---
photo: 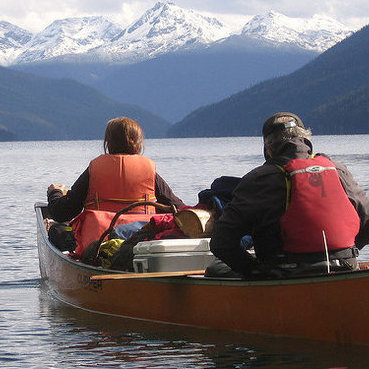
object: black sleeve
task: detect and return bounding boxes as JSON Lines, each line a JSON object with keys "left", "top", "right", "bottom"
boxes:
{"left": 155, "top": 173, "right": 185, "bottom": 209}
{"left": 210, "top": 208, "right": 259, "bottom": 275}
{"left": 47, "top": 168, "right": 90, "bottom": 222}
{"left": 210, "top": 174, "right": 261, "bottom": 275}
{"left": 335, "top": 161, "right": 369, "bottom": 249}
{"left": 210, "top": 164, "right": 286, "bottom": 275}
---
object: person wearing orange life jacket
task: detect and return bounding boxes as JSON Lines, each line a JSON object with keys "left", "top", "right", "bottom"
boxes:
{"left": 210, "top": 112, "right": 369, "bottom": 278}
{"left": 85, "top": 151, "right": 157, "bottom": 213}
{"left": 47, "top": 117, "right": 184, "bottom": 256}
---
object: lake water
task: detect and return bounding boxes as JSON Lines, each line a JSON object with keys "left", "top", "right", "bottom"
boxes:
{"left": 1, "top": 136, "right": 369, "bottom": 368}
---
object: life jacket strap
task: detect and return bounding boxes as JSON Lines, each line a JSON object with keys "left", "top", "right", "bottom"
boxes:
{"left": 85, "top": 195, "right": 157, "bottom": 213}
{"left": 289, "top": 165, "right": 336, "bottom": 176}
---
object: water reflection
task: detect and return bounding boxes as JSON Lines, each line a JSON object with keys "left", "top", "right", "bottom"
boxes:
{"left": 36, "top": 284, "right": 369, "bottom": 369}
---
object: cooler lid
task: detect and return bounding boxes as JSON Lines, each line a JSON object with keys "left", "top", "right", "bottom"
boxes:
{"left": 133, "top": 238, "right": 211, "bottom": 254}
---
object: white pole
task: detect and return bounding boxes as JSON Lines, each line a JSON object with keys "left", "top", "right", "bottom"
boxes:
{"left": 322, "top": 230, "right": 330, "bottom": 274}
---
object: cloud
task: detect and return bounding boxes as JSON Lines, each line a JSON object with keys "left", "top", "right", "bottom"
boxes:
{"left": 0, "top": 0, "right": 368, "bottom": 33}
{"left": 112, "top": 1, "right": 155, "bottom": 27}
{"left": 0, "top": 0, "right": 155, "bottom": 32}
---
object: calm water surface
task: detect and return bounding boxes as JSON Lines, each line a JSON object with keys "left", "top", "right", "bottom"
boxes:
{"left": 1, "top": 136, "right": 369, "bottom": 368}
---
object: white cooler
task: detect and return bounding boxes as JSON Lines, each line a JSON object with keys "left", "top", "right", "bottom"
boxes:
{"left": 132, "top": 238, "right": 215, "bottom": 273}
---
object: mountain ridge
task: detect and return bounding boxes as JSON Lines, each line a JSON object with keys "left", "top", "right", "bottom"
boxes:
{"left": 167, "top": 25, "right": 369, "bottom": 137}
{"left": 9, "top": 2, "right": 350, "bottom": 122}
{"left": 242, "top": 11, "right": 352, "bottom": 52}
{"left": 1, "top": 2, "right": 365, "bottom": 140}
{"left": 0, "top": 2, "right": 354, "bottom": 66}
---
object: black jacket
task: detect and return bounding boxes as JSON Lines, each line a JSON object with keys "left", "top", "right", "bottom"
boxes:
{"left": 210, "top": 137, "right": 369, "bottom": 275}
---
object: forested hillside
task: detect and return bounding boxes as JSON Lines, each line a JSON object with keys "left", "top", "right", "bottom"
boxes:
{"left": 0, "top": 67, "right": 170, "bottom": 141}
{"left": 168, "top": 25, "right": 369, "bottom": 137}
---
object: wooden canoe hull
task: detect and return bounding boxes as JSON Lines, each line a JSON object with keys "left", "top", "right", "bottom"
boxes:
{"left": 35, "top": 203, "right": 369, "bottom": 345}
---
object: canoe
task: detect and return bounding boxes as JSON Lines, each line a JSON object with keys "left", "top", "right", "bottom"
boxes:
{"left": 35, "top": 202, "right": 369, "bottom": 346}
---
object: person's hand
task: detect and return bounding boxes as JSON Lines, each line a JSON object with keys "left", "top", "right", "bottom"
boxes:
{"left": 47, "top": 184, "right": 67, "bottom": 196}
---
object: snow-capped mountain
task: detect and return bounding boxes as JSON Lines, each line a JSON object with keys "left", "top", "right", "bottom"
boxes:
{"left": 0, "top": 21, "right": 32, "bottom": 65}
{"left": 88, "top": 1, "right": 231, "bottom": 64}
{"left": 14, "top": 16, "right": 124, "bottom": 64}
{"left": 242, "top": 11, "right": 353, "bottom": 52}
{"left": 0, "top": 2, "right": 355, "bottom": 66}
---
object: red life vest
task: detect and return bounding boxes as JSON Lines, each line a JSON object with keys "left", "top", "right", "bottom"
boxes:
{"left": 280, "top": 155, "right": 360, "bottom": 254}
{"left": 71, "top": 154, "right": 157, "bottom": 257}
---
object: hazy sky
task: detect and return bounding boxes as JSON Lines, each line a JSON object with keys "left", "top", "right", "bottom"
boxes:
{"left": 1, "top": 0, "right": 369, "bottom": 33}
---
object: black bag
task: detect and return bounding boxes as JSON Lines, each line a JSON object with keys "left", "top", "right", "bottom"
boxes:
{"left": 48, "top": 222, "right": 76, "bottom": 252}
{"left": 109, "top": 227, "right": 155, "bottom": 271}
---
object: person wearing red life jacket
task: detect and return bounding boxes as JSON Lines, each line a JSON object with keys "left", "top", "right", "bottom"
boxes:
{"left": 210, "top": 112, "right": 369, "bottom": 278}
{"left": 47, "top": 117, "right": 184, "bottom": 256}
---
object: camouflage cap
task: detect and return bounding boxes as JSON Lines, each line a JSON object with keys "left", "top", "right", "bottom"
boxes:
{"left": 262, "top": 112, "right": 305, "bottom": 139}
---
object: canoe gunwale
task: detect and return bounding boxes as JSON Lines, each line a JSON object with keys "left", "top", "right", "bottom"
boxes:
{"left": 35, "top": 201, "right": 369, "bottom": 286}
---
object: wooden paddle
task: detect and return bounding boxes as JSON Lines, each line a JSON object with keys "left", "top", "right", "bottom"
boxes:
{"left": 90, "top": 269, "right": 205, "bottom": 281}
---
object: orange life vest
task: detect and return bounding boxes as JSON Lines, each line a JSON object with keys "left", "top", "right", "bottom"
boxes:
{"left": 85, "top": 154, "right": 157, "bottom": 213}
{"left": 71, "top": 154, "right": 157, "bottom": 257}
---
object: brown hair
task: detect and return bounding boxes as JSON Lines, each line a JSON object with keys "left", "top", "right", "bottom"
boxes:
{"left": 103, "top": 117, "right": 144, "bottom": 154}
